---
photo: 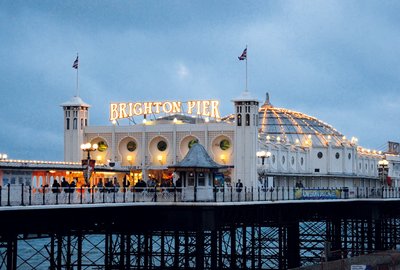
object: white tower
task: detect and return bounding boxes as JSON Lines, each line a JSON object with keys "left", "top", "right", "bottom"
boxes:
{"left": 233, "top": 91, "right": 259, "bottom": 187}
{"left": 60, "top": 96, "right": 90, "bottom": 162}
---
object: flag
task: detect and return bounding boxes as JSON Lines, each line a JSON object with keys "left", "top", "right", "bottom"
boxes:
{"left": 238, "top": 48, "right": 247, "bottom": 60}
{"left": 72, "top": 56, "right": 79, "bottom": 69}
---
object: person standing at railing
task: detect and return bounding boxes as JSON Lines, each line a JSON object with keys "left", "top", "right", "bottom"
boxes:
{"left": 69, "top": 179, "right": 76, "bottom": 193}
{"left": 51, "top": 179, "right": 61, "bottom": 193}
{"left": 236, "top": 179, "right": 243, "bottom": 193}
{"left": 61, "top": 177, "right": 69, "bottom": 193}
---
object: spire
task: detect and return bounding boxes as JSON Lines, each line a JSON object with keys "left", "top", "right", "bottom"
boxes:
{"left": 262, "top": 92, "right": 273, "bottom": 108}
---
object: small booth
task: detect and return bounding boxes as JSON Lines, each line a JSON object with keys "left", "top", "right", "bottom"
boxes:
{"left": 169, "top": 143, "right": 230, "bottom": 201}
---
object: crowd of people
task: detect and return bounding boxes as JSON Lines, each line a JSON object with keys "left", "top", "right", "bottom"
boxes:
{"left": 50, "top": 175, "right": 182, "bottom": 193}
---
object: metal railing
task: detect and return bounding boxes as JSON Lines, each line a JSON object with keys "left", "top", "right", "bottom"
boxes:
{"left": 0, "top": 184, "right": 398, "bottom": 207}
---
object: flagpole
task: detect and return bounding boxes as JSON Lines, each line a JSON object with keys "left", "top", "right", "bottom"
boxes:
{"left": 245, "top": 45, "right": 248, "bottom": 92}
{"left": 76, "top": 53, "right": 79, "bottom": 97}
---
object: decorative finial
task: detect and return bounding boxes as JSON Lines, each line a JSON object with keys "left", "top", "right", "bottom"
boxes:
{"left": 266, "top": 92, "right": 270, "bottom": 103}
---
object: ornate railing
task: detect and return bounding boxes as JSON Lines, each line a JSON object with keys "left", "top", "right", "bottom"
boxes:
{"left": 0, "top": 184, "right": 398, "bottom": 207}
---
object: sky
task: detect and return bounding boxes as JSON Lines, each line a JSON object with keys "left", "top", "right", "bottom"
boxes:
{"left": 0, "top": 0, "right": 399, "bottom": 161}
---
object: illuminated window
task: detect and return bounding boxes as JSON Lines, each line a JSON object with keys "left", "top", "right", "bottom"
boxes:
{"left": 220, "top": 139, "right": 230, "bottom": 150}
{"left": 157, "top": 140, "right": 167, "bottom": 152}
{"left": 237, "top": 114, "right": 242, "bottom": 126}
{"left": 127, "top": 141, "right": 137, "bottom": 152}
{"left": 98, "top": 141, "right": 108, "bottom": 152}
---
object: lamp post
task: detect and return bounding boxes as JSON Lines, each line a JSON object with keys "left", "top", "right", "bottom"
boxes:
{"left": 378, "top": 159, "right": 389, "bottom": 187}
{"left": 256, "top": 150, "right": 272, "bottom": 186}
{"left": 81, "top": 143, "right": 98, "bottom": 185}
{"left": 256, "top": 150, "right": 271, "bottom": 165}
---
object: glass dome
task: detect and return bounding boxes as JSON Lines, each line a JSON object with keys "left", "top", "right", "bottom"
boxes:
{"left": 258, "top": 94, "right": 345, "bottom": 147}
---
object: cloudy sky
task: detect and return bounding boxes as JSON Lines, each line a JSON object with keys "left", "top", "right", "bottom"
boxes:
{"left": 1, "top": 0, "right": 399, "bottom": 161}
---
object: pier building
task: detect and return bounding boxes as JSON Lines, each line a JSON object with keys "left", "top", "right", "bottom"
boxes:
{"left": 60, "top": 90, "right": 400, "bottom": 189}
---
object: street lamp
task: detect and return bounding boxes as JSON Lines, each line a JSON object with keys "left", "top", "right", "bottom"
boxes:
{"left": 80, "top": 143, "right": 98, "bottom": 185}
{"left": 378, "top": 159, "right": 389, "bottom": 186}
{"left": 256, "top": 150, "right": 272, "bottom": 165}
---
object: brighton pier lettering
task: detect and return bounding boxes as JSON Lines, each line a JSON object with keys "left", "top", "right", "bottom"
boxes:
{"left": 110, "top": 100, "right": 221, "bottom": 121}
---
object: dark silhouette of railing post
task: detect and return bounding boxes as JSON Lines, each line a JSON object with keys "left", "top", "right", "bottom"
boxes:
{"left": 214, "top": 186, "right": 217, "bottom": 202}
{"left": 55, "top": 189, "right": 59, "bottom": 205}
{"left": 113, "top": 187, "right": 116, "bottom": 203}
{"left": 20, "top": 184, "right": 24, "bottom": 206}
{"left": 42, "top": 186, "right": 46, "bottom": 205}
{"left": 102, "top": 189, "right": 105, "bottom": 203}
{"left": 0, "top": 186, "right": 2, "bottom": 206}
{"left": 154, "top": 186, "right": 157, "bottom": 202}
{"left": 91, "top": 186, "right": 95, "bottom": 204}
{"left": 257, "top": 187, "right": 260, "bottom": 201}
{"left": 174, "top": 186, "right": 177, "bottom": 202}
{"left": 29, "top": 186, "right": 32, "bottom": 205}
{"left": 222, "top": 186, "right": 225, "bottom": 202}
{"left": 132, "top": 187, "right": 136, "bottom": 202}
{"left": 7, "top": 184, "right": 11, "bottom": 206}
{"left": 194, "top": 186, "right": 197, "bottom": 202}
{"left": 230, "top": 187, "right": 233, "bottom": 202}
{"left": 80, "top": 187, "right": 83, "bottom": 204}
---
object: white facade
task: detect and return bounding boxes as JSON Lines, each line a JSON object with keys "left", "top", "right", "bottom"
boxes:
{"left": 61, "top": 92, "right": 399, "bottom": 188}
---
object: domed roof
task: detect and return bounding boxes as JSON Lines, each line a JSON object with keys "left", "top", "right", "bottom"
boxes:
{"left": 258, "top": 93, "right": 345, "bottom": 147}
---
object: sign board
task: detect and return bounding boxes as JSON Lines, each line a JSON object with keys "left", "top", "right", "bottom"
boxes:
{"left": 295, "top": 188, "right": 341, "bottom": 200}
{"left": 110, "top": 100, "right": 221, "bottom": 121}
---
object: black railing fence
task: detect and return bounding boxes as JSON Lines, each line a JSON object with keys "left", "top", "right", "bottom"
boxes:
{"left": 0, "top": 184, "right": 398, "bottom": 207}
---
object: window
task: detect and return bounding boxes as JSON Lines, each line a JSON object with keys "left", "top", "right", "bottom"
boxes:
{"left": 157, "top": 140, "right": 167, "bottom": 151}
{"left": 127, "top": 141, "right": 137, "bottom": 152}
{"left": 314, "top": 168, "right": 320, "bottom": 172}
{"left": 245, "top": 114, "right": 250, "bottom": 126}
{"left": 220, "top": 139, "right": 230, "bottom": 150}
{"left": 282, "top": 156, "right": 285, "bottom": 164}
{"left": 317, "top": 152, "right": 323, "bottom": 159}
{"left": 98, "top": 141, "right": 108, "bottom": 152}
{"left": 188, "top": 139, "right": 198, "bottom": 148}
{"left": 198, "top": 172, "right": 205, "bottom": 186}
{"left": 237, "top": 114, "right": 242, "bottom": 126}
{"left": 85, "top": 119, "right": 87, "bottom": 126}
{"left": 66, "top": 118, "right": 70, "bottom": 130}
{"left": 335, "top": 152, "right": 340, "bottom": 159}
{"left": 272, "top": 155, "right": 276, "bottom": 164}
{"left": 73, "top": 118, "right": 77, "bottom": 129}
{"left": 80, "top": 118, "right": 83, "bottom": 129}
{"left": 188, "top": 172, "right": 195, "bottom": 186}
{"left": 348, "top": 153, "right": 351, "bottom": 159}
{"left": 301, "top": 157, "right": 304, "bottom": 166}
{"left": 291, "top": 156, "right": 295, "bottom": 165}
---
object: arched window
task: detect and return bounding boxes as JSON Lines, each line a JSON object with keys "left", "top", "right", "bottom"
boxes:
{"left": 66, "top": 118, "right": 70, "bottom": 130}
{"left": 73, "top": 118, "right": 77, "bottom": 129}
{"left": 245, "top": 114, "right": 250, "bottom": 126}
{"left": 237, "top": 114, "right": 242, "bottom": 126}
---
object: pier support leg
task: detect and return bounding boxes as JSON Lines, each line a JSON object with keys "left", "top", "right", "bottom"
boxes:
{"left": 287, "top": 222, "right": 300, "bottom": 269}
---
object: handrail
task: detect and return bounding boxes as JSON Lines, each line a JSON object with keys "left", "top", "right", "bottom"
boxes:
{"left": 0, "top": 185, "right": 397, "bottom": 207}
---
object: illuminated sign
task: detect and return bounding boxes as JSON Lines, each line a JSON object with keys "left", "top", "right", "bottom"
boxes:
{"left": 110, "top": 100, "right": 221, "bottom": 121}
